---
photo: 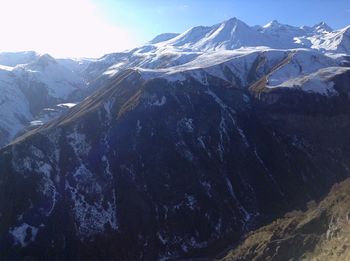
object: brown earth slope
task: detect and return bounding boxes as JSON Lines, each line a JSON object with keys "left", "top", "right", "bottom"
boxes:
{"left": 220, "top": 178, "right": 350, "bottom": 261}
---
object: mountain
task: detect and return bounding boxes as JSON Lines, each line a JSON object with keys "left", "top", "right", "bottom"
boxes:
{"left": 0, "top": 65, "right": 32, "bottom": 147}
{"left": 0, "top": 53, "right": 87, "bottom": 147}
{"left": 0, "top": 51, "right": 38, "bottom": 67}
{"left": 1, "top": 57, "right": 350, "bottom": 260}
{"left": 148, "top": 18, "right": 347, "bottom": 53}
{"left": 161, "top": 18, "right": 276, "bottom": 50}
{"left": 77, "top": 18, "right": 350, "bottom": 97}
{"left": 149, "top": 33, "right": 180, "bottom": 44}
{"left": 0, "top": 17, "right": 350, "bottom": 260}
{"left": 314, "top": 25, "right": 350, "bottom": 54}
{"left": 220, "top": 178, "right": 350, "bottom": 261}
{"left": 18, "top": 54, "right": 85, "bottom": 99}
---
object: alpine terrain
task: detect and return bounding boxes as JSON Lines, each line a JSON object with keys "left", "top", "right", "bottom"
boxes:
{"left": 1, "top": 18, "right": 350, "bottom": 260}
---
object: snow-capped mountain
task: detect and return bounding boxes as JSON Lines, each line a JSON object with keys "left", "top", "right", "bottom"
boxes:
{"left": 0, "top": 52, "right": 88, "bottom": 146}
{"left": 79, "top": 17, "right": 350, "bottom": 96}
{"left": 1, "top": 17, "right": 350, "bottom": 260}
{"left": 148, "top": 33, "right": 180, "bottom": 44}
{"left": 16, "top": 54, "right": 86, "bottom": 99}
{"left": 0, "top": 66, "right": 32, "bottom": 146}
{"left": 314, "top": 25, "right": 350, "bottom": 53}
{"left": 150, "top": 17, "right": 348, "bottom": 53}
{"left": 161, "top": 18, "right": 293, "bottom": 50}
{"left": 0, "top": 51, "right": 38, "bottom": 67}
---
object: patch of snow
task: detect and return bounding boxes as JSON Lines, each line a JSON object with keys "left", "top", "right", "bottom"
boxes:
{"left": 267, "top": 66, "right": 350, "bottom": 95}
{"left": 10, "top": 223, "right": 39, "bottom": 247}
{"left": 103, "top": 98, "right": 115, "bottom": 120}
{"left": 136, "top": 120, "right": 142, "bottom": 135}
{"left": 175, "top": 140, "right": 194, "bottom": 161}
{"left": 66, "top": 181, "right": 118, "bottom": 237}
{"left": 0, "top": 64, "right": 14, "bottom": 71}
{"left": 149, "top": 96, "right": 167, "bottom": 106}
{"left": 197, "top": 136, "right": 211, "bottom": 157}
{"left": 225, "top": 176, "right": 250, "bottom": 222}
{"left": 57, "top": 103, "right": 77, "bottom": 109}
{"left": 185, "top": 195, "right": 197, "bottom": 210}
{"left": 67, "top": 128, "right": 91, "bottom": 156}
{"left": 30, "top": 120, "right": 44, "bottom": 126}
{"left": 205, "top": 89, "right": 227, "bottom": 109}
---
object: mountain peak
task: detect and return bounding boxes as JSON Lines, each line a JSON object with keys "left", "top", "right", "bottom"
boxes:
{"left": 224, "top": 17, "right": 239, "bottom": 23}
{"left": 149, "top": 33, "right": 180, "bottom": 44}
{"left": 222, "top": 17, "right": 249, "bottom": 28}
{"left": 38, "top": 53, "right": 55, "bottom": 61}
{"left": 23, "top": 53, "right": 58, "bottom": 71}
{"left": 313, "top": 22, "right": 333, "bottom": 32}
{"left": 341, "top": 25, "right": 350, "bottom": 35}
{"left": 0, "top": 51, "right": 38, "bottom": 67}
{"left": 217, "top": 17, "right": 251, "bottom": 34}
{"left": 263, "top": 20, "right": 281, "bottom": 28}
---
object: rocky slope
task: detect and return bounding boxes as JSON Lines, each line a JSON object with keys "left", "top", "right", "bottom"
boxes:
{"left": 220, "top": 178, "right": 350, "bottom": 261}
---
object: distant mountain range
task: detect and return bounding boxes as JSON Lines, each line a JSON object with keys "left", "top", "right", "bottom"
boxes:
{"left": 0, "top": 18, "right": 350, "bottom": 260}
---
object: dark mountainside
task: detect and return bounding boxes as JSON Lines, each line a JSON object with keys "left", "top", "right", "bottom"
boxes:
{"left": 1, "top": 62, "right": 350, "bottom": 260}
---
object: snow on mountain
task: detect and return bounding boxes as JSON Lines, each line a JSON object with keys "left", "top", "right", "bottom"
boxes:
{"left": 14, "top": 54, "right": 86, "bottom": 99}
{"left": 312, "top": 22, "right": 333, "bottom": 33}
{"left": 266, "top": 49, "right": 339, "bottom": 86}
{"left": 0, "top": 51, "right": 38, "bottom": 67}
{"left": 148, "top": 33, "right": 180, "bottom": 44}
{"left": 259, "top": 20, "right": 332, "bottom": 39}
{"left": 0, "top": 67, "right": 32, "bottom": 145}
{"left": 267, "top": 66, "right": 350, "bottom": 95}
{"left": 131, "top": 47, "right": 349, "bottom": 99}
{"left": 100, "top": 47, "right": 343, "bottom": 96}
{"left": 57, "top": 57, "right": 95, "bottom": 75}
{"left": 258, "top": 20, "right": 307, "bottom": 43}
{"left": 135, "top": 48, "right": 284, "bottom": 85}
{"left": 160, "top": 18, "right": 281, "bottom": 51}
{"left": 0, "top": 17, "right": 350, "bottom": 147}
{"left": 311, "top": 25, "right": 350, "bottom": 54}
{"left": 151, "top": 18, "right": 345, "bottom": 53}
{"left": 0, "top": 53, "right": 88, "bottom": 146}
{"left": 87, "top": 18, "right": 350, "bottom": 90}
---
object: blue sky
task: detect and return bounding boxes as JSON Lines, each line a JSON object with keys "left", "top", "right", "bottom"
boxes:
{"left": 0, "top": 0, "right": 349, "bottom": 57}
{"left": 94, "top": 0, "right": 350, "bottom": 44}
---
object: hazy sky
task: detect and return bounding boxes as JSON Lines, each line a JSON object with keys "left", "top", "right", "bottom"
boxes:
{"left": 0, "top": 0, "right": 349, "bottom": 58}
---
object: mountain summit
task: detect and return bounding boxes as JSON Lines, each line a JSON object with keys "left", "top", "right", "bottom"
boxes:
{"left": 313, "top": 21, "right": 333, "bottom": 32}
